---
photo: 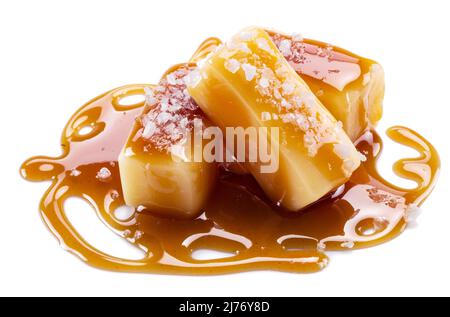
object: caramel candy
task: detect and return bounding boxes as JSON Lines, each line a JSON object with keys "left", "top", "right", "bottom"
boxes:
{"left": 188, "top": 27, "right": 364, "bottom": 211}
{"left": 268, "top": 30, "right": 384, "bottom": 141}
{"left": 118, "top": 65, "right": 216, "bottom": 218}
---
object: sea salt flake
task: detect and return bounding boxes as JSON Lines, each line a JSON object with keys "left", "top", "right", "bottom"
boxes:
{"left": 144, "top": 87, "right": 153, "bottom": 95}
{"left": 281, "top": 113, "right": 295, "bottom": 123}
{"left": 144, "top": 87, "right": 157, "bottom": 106}
{"left": 96, "top": 167, "right": 111, "bottom": 181}
{"left": 278, "top": 39, "right": 292, "bottom": 56}
{"left": 70, "top": 169, "right": 81, "bottom": 177}
{"left": 166, "top": 73, "right": 177, "bottom": 85}
{"left": 281, "top": 99, "right": 292, "bottom": 110}
{"left": 224, "top": 58, "right": 241, "bottom": 73}
{"left": 256, "top": 38, "right": 274, "bottom": 55}
{"left": 134, "top": 230, "right": 144, "bottom": 240}
{"left": 405, "top": 204, "right": 421, "bottom": 223}
{"left": 296, "top": 116, "right": 309, "bottom": 130}
{"left": 292, "top": 32, "right": 303, "bottom": 42}
{"left": 168, "top": 102, "right": 182, "bottom": 113}
{"left": 165, "top": 122, "right": 176, "bottom": 132}
{"left": 239, "top": 30, "right": 256, "bottom": 41}
{"left": 273, "top": 89, "right": 282, "bottom": 100}
{"left": 292, "top": 96, "right": 303, "bottom": 107}
{"left": 142, "top": 121, "right": 156, "bottom": 139}
{"left": 317, "top": 242, "right": 326, "bottom": 251}
{"left": 123, "top": 229, "right": 131, "bottom": 237}
{"left": 258, "top": 77, "right": 270, "bottom": 88}
{"left": 136, "top": 205, "right": 146, "bottom": 212}
{"left": 160, "top": 98, "right": 169, "bottom": 111}
{"left": 302, "top": 92, "right": 316, "bottom": 107}
{"left": 241, "top": 63, "right": 257, "bottom": 81}
{"left": 341, "top": 241, "right": 354, "bottom": 248}
{"left": 275, "top": 66, "right": 288, "bottom": 77}
{"left": 238, "top": 43, "right": 251, "bottom": 53}
{"left": 156, "top": 112, "right": 172, "bottom": 124}
{"left": 184, "top": 69, "right": 202, "bottom": 88}
{"left": 179, "top": 117, "right": 189, "bottom": 129}
{"left": 282, "top": 82, "right": 295, "bottom": 95}
{"left": 155, "top": 85, "right": 165, "bottom": 92}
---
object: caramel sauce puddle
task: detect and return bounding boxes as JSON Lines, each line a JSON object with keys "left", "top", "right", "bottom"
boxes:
{"left": 20, "top": 39, "right": 440, "bottom": 274}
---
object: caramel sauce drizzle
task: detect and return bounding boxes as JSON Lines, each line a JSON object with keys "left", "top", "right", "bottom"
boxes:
{"left": 20, "top": 38, "right": 440, "bottom": 274}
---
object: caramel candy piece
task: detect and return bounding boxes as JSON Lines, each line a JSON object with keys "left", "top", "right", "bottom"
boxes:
{"left": 118, "top": 65, "right": 216, "bottom": 218}
{"left": 188, "top": 27, "right": 364, "bottom": 211}
{"left": 268, "top": 30, "right": 384, "bottom": 141}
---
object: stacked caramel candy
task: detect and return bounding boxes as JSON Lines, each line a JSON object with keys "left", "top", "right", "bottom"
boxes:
{"left": 119, "top": 27, "right": 384, "bottom": 217}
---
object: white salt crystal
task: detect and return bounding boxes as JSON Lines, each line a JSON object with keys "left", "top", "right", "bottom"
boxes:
{"left": 237, "top": 43, "right": 251, "bottom": 53}
{"left": 155, "top": 85, "right": 165, "bottom": 92}
{"left": 239, "top": 30, "right": 256, "bottom": 41}
{"left": 179, "top": 117, "right": 189, "bottom": 129}
{"left": 405, "top": 204, "right": 421, "bottom": 223}
{"left": 166, "top": 73, "right": 177, "bottom": 85}
{"left": 164, "top": 122, "right": 177, "bottom": 135}
{"left": 278, "top": 39, "right": 292, "bottom": 56}
{"left": 136, "top": 205, "right": 146, "bottom": 212}
{"left": 341, "top": 241, "right": 354, "bottom": 248}
{"left": 281, "top": 98, "right": 292, "bottom": 110}
{"left": 96, "top": 167, "right": 111, "bottom": 181}
{"left": 144, "top": 87, "right": 157, "bottom": 106}
{"left": 292, "top": 32, "right": 303, "bottom": 42}
{"left": 160, "top": 97, "right": 169, "bottom": 111}
{"left": 142, "top": 121, "right": 156, "bottom": 138}
{"left": 258, "top": 77, "right": 270, "bottom": 88}
{"left": 282, "top": 82, "right": 295, "bottom": 95}
{"left": 224, "top": 58, "right": 241, "bottom": 73}
{"left": 184, "top": 69, "right": 202, "bottom": 88}
{"left": 168, "top": 102, "right": 182, "bottom": 113}
{"left": 256, "top": 38, "right": 274, "bottom": 55}
{"left": 70, "top": 169, "right": 81, "bottom": 177}
{"left": 156, "top": 112, "right": 172, "bottom": 124}
{"left": 241, "top": 63, "right": 257, "bottom": 81}
{"left": 296, "top": 116, "right": 309, "bottom": 130}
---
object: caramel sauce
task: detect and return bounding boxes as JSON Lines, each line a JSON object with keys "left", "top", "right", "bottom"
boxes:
{"left": 20, "top": 38, "right": 440, "bottom": 274}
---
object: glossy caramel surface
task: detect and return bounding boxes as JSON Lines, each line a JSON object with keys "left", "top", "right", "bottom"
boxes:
{"left": 20, "top": 84, "right": 439, "bottom": 274}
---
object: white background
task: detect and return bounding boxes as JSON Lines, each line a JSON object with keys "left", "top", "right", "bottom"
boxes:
{"left": 1, "top": 0, "right": 449, "bottom": 297}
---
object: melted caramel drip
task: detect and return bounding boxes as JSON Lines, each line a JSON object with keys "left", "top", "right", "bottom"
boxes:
{"left": 20, "top": 38, "right": 440, "bottom": 275}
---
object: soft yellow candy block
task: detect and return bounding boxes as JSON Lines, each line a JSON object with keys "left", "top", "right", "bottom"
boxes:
{"left": 119, "top": 65, "right": 216, "bottom": 218}
{"left": 188, "top": 27, "right": 364, "bottom": 211}
{"left": 268, "top": 30, "right": 384, "bottom": 140}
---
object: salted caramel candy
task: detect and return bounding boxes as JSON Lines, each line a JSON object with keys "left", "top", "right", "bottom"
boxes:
{"left": 188, "top": 27, "right": 365, "bottom": 211}
{"left": 118, "top": 65, "right": 216, "bottom": 218}
{"left": 268, "top": 30, "right": 384, "bottom": 141}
